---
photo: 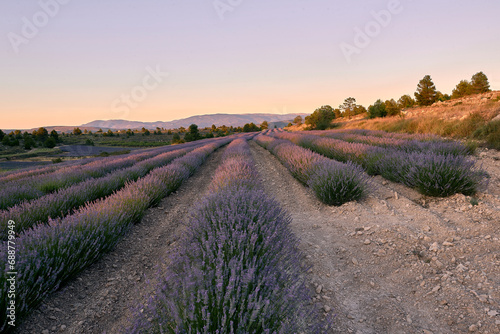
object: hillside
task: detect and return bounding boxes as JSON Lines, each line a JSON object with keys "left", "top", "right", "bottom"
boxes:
{"left": 288, "top": 91, "right": 500, "bottom": 148}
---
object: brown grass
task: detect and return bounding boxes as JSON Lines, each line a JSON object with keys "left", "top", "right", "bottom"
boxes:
{"left": 286, "top": 91, "right": 500, "bottom": 149}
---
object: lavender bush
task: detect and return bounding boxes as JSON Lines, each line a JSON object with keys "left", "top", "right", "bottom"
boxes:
{"left": 308, "top": 160, "right": 369, "bottom": 206}
{"left": 0, "top": 148, "right": 190, "bottom": 239}
{"left": 255, "top": 134, "right": 370, "bottom": 206}
{"left": 127, "top": 139, "right": 329, "bottom": 333}
{"left": 0, "top": 139, "right": 230, "bottom": 332}
{"left": 273, "top": 131, "right": 486, "bottom": 197}
{"left": 378, "top": 151, "right": 487, "bottom": 197}
{"left": 0, "top": 146, "right": 174, "bottom": 210}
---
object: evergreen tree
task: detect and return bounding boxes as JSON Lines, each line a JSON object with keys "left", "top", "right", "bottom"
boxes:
{"left": 305, "top": 105, "right": 336, "bottom": 130}
{"left": 451, "top": 80, "right": 472, "bottom": 99}
{"left": 470, "top": 72, "right": 490, "bottom": 94}
{"left": 184, "top": 124, "right": 201, "bottom": 141}
{"left": 384, "top": 99, "right": 400, "bottom": 116}
{"left": 367, "top": 100, "right": 387, "bottom": 119}
{"left": 50, "top": 130, "right": 59, "bottom": 142}
{"left": 414, "top": 75, "right": 438, "bottom": 106}
{"left": 397, "top": 94, "right": 416, "bottom": 109}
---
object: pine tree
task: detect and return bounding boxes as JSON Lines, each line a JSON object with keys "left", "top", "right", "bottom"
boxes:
{"left": 451, "top": 80, "right": 472, "bottom": 99}
{"left": 414, "top": 75, "right": 438, "bottom": 106}
{"left": 470, "top": 72, "right": 491, "bottom": 94}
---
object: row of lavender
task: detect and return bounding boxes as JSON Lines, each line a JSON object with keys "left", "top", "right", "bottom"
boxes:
{"left": 127, "top": 138, "right": 329, "bottom": 333}
{"left": 272, "top": 132, "right": 486, "bottom": 197}
{"left": 0, "top": 139, "right": 231, "bottom": 332}
{"left": 0, "top": 156, "right": 102, "bottom": 183}
{"left": 0, "top": 142, "right": 207, "bottom": 210}
{"left": 311, "top": 129, "right": 473, "bottom": 156}
{"left": 0, "top": 146, "right": 196, "bottom": 240}
{"left": 255, "top": 134, "right": 369, "bottom": 206}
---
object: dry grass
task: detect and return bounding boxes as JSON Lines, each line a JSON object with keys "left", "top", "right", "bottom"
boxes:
{"left": 286, "top": 91, "right": 500, "bottom": 149}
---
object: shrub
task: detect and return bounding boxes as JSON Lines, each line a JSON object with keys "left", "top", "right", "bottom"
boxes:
{"left": 255, "top": 134, "right": 369, "bottom": 204}
{"left": 473, "top": 119, "right": 500, "bottom": 149}
{"left": 308, "top": 160, "right": 369, "bottom": 206}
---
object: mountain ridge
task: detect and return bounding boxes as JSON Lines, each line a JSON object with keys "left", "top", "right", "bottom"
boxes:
{"left": 82, "top": 113, "right": 306, "bottom": 130}
{"left": 2, "top": 113, "right": 307, "bottom": 132}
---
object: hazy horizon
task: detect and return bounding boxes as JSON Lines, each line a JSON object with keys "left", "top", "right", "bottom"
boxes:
{"left": 1, "top": 0, "right": 499, "bottom": 129}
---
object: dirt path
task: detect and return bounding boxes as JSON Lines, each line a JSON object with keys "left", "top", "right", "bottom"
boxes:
{"left": 15, "top": 147, "right": 225, "bottom": 334}
{"left": 250, "top": 141, "right": 499, "bottom": 334}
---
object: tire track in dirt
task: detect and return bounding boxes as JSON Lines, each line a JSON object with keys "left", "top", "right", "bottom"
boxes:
{"left": 250, "top": 141, "right": 499, "bottom": 334}
{"left": 15, "top": 147, "right": 226, "bottom": 334}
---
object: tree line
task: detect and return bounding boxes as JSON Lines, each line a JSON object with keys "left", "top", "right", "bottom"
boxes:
{"left": 303, "top": 71, "right": 492, "bottom": 129}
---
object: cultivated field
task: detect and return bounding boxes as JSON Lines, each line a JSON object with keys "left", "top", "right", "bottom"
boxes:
{"left": 1, "top": 129, "right": 498, "bottom": 333}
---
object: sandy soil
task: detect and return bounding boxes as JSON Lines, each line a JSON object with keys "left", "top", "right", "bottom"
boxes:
{"left": 13, "top": 142, "right": 499, "bottom": 334}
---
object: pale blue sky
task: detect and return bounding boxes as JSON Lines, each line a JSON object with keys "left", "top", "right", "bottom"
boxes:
{"left": 1, "top": 0, "right": 499, "bottom": 128}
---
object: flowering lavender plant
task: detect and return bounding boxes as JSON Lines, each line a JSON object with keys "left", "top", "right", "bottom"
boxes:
{"left": 308, "top": 160, "right": 369, "bottom": 206}
{"left": 0, "top": 139, "right": 231, "bottom": 331}
{"left": 127, "top": 139, "right": 329, "bottom": 333}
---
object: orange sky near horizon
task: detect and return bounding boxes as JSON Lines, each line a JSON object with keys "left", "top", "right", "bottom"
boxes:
{"left": 1, "top": 0, "right": 499, "bottom": 130}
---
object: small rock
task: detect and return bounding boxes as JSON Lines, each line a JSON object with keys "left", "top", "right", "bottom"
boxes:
{"left": 468, "top": 324, "right": 478, "bottom": 332}
{"left": 364, "top": 239, "right": 371, "bottom": 245}
{"left": 60, "top": 324, "right": 67, "bottom": 331}
{"left": 422, "top": 330, "right": 434, "bottom": 334}
{"left": 487, "top": 310, "right": 498, "bottom": 317}
{"left": 429, "top": 242, "right": 440, "bottom": 252}
{"left": 394, "top": 192, "right": 399, "bottom": 200}
{"left": 375, "top": 249, "right": 386, "bottom": 257}
{"left": 434, "top": 259, "right": 444, "bottom": 268}
{"left": 42, "top": 331, "right": 49, "bottom": 334}
{"left": 432, "top": 285, "right": 441, "bottom": 293}
{"left": 478, "top": 295, "right": 488, "bottom": 303}
{"left": 352, "top": 258, "right": 359, "bottom": 265}
{"left": 382, "top": 180, "right": 388, "bottom": 185}
{"left": 316, "top": 285, "right": 323, "bottom": 294}
{"left": 484, "top": 235, "right": 491, "bottom": 240}
{"left": 324, "top": 305, "right": 331, "bottom": 313}
{"left": 423, "top": 225, "right": 431, "bottom": 232}
{"left": 443, "top": 241, "right": 454, "bottom": 247}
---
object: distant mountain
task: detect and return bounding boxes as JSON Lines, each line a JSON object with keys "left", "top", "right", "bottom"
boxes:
{"left": 82, "top": 113, "right": 307, "bottom": 130}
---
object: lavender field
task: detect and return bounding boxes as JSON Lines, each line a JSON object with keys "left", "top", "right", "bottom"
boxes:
{"left": 1, "top": 130, "right": 497, "bottom": 334}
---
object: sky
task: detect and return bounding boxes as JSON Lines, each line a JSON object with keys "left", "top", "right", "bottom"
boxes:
{"left": 1, "top": 0, "right": 499, "bottom": 129}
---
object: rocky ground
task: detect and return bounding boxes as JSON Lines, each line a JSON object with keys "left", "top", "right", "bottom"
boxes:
{"left": 250, "top": 141, "right": 499, "bottom": 334}
{"left": 14, "top": 142, "right": 499, "bottom": 334}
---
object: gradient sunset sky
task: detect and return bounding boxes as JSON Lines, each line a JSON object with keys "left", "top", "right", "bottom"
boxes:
{"left": 1, "top": 0, "right": 499, "bottom": 129}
